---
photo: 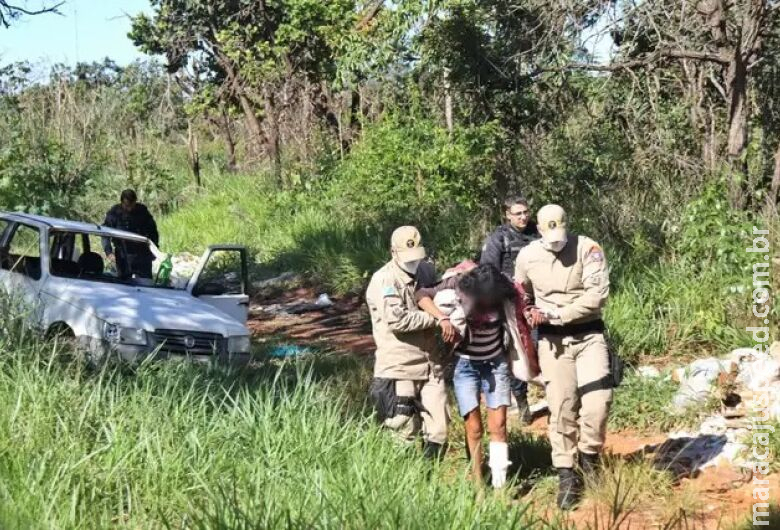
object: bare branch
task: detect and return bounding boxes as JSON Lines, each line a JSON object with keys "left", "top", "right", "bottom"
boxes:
{"left": 541, "top": 47, "right": 731, "bottom": 73}
{"left": 708, "top": 72, "right": 729, "bottom": 102}
{"left": 356, "top": 0, "right": 384, "bottom": 31}
{"left": 0, "top": 1, "right": 63, "bottom": 28}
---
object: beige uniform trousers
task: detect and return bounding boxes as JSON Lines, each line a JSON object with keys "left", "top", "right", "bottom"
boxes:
{"left": 538, "top": 332, "right": 613, "bottom": 468}
{"left": 383, "top": 371, "right": 449, "bottom": 445}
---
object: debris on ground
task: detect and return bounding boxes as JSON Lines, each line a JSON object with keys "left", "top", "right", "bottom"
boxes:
{"left": 252, "top": 272, "right": 303, "bottom": 297}
{"left": 315, "top": 293, "right": 334, "bottom": 307}
{"left": 671, "top": 358, "right": 736, "bottom": 410}
{"left": 637, "top": 366, "right": 661, "bottom": 378}
{"left": 732, "top": 347, "right": 780, "bottom": 389}
{"left": 639, "top": 343, "right": 780, "bottom": 480}
{"left": 267, "top": 344, "right": 311, "bottom": 358}
{"left": 252, "top": 293, "right": 336, "bottom": 316}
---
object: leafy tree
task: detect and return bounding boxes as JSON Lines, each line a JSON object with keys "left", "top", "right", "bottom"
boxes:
{"left": 542, "top": 0, "right": 780, "bottom": 209}
{"left": 129, "top": 0, "right": 357, "bottom": 185}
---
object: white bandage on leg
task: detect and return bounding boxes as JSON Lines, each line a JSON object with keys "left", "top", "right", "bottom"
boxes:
{"left": 489, "top": 442, "right": 511, "bottom": 488}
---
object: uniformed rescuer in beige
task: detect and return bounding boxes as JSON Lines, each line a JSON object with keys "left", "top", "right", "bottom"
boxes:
{"left": 365, "top": 226, "right": 451, "bottom": 459}
{"left": 514, "top": 204, "right": 612, "bottom": 510}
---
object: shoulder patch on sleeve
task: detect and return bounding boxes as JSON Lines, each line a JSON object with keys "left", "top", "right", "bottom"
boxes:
{"left": 383, "top": 286, "right": 399, "bottom": 297}
{"left": 586, "top": 244, "right": 604, "bottom": 263}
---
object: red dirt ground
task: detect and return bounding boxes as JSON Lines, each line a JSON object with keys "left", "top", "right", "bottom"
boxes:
{"left": 248, "top": 293, "right": 778, "bottom": 529}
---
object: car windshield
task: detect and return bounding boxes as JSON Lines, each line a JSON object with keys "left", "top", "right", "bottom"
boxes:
{"left": 48, "top": 230, "right": 171, "bottom": 288}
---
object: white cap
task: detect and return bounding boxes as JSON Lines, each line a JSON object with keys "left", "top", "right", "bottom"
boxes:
{"left": 537, "top": 204, "right": 567, "bottom": 244}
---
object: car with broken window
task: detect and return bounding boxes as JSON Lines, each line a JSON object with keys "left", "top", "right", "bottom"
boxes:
{"left": 0, "top": 212, "right": 252, "bottom": 362}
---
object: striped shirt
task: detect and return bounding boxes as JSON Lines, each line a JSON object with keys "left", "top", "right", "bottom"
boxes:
{"left": 457, "top": 311, "right": 504, "bottom": 360}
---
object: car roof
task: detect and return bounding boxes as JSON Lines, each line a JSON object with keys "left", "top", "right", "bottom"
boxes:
{"left": 0, "top": 212, "right": 149, "bottom": 243}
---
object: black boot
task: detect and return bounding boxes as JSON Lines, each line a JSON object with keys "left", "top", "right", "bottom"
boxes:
{"left": 556, "top": 468, "right": 583, "bottom": 510}
{"left": 514, "top": 392, "right": 532, "bottom": 425}
{"left": 579, "top": 451, "right": 600, "bottom": 478}
{"left": 423, "top": 441, "right": 445, "bottom": 461}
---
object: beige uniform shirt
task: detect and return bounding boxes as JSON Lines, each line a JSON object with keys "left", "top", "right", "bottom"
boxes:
{"left": 366, "top": 260, "right": 438, "bottom": 380}
{"left": 514, "top": 235, "right": 609, "bottom": 325}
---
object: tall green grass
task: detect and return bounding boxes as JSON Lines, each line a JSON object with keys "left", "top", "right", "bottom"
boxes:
{"left": 606, "top": 261, "right": 751, "bottom": 362}
{"left": 158, "top": 171, "right": 754, "bottom": 361}
{"left": 607, "top": 372, "right": 719, "bottom": 432}
{"left": 0, "top": 322, "right": 566, "bottom": 529}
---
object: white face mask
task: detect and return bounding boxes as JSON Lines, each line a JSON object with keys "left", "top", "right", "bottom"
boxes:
{"left": 542, "top": 236, "right": 567, "bottom": 253}
{"left": 399, "top": 259, "right": 422, "bottom": 274}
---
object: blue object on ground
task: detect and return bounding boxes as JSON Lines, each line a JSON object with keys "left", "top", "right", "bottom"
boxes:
{"left": 267, "top": 344, "right": 310, "bottom": 358}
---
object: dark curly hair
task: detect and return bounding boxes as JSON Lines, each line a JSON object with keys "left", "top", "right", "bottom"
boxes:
{"left": 457, "top": 264, "right": 516, "bottom": 308}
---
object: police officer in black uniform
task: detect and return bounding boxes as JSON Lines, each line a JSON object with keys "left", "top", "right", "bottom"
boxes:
{"left": 101, "top": 189, "right": 160, "bottom": 279}
{"left": 480, "top": 195, "right": 540, "bottom": 424}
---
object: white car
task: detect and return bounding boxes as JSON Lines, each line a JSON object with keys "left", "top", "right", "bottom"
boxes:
{"left": 0, "top": 212, "right": 252, "bottom": 363}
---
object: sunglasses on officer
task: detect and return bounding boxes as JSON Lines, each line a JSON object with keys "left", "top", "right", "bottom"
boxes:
{"left": 508, "top": 208, "right": 530, "bottom": 217}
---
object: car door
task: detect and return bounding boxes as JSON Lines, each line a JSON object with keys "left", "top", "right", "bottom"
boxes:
{"left": 0, "top": 222, "right": 46, "bottom": 325}
{"left": 186, "top": 245, "right": 249, "bottom": 324}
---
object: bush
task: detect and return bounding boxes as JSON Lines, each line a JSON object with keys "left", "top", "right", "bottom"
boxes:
{"left": 670, "top": 182, "right": 754, "bottom": 275}
{"left": 160, "top": 119, "right": 506, "bottom": 294}
{"left": 0, "top": 132, "right": 97, "bottom": 216}
{"left": 325, "top": 116, "right": 497, "bottom": 225}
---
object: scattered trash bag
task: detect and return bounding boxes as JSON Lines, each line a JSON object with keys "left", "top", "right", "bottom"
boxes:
{"left": 672, "top": 358, "right": 735, "bottom": 410}
{"left": 315, "top": 293, "right": 334, "bottom": 307}
{"left": 267, "top": 344, "right": 310, "bottom": 358}
{"left": 645, "top": 434, "right": 729, "bottom": 480}
{"left": 736, "top": 354, "right": 780, "bottom": 389}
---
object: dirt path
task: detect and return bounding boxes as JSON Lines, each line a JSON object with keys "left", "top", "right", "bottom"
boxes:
{"left": 249, "top": 288, "right": 374, "bottom": 354}
{"left": 248, "top": 293, "right": 774, "bottom": 529}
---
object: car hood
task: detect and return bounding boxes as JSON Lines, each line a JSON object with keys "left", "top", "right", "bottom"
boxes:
{"left": 49, "top": 281, "right": 248, "bottom": 337}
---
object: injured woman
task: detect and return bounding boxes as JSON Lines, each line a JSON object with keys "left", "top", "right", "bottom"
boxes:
{"left": 416, "top": 262, "right": 539, "bottom": 488}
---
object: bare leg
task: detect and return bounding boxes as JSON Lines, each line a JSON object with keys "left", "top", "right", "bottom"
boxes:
{"left": 463, "top": 409, "right": 484, "bottom": 482}
{"left": 486, "top": 406, "right": 507, "bottom": 442}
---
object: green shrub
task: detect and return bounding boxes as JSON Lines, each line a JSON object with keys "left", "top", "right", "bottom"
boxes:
{"left": 0, "top": 132, "right": 97, "bottom": 216}
{"left": 670, "top": 182, "right": 754, "bottom": 276}
{"left": 325, "top": 116, "right": 497, "bottom": 224}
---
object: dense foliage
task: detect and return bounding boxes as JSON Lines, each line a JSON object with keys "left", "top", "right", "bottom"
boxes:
{"left": 1, "top": 1, "right": 778, "bottom": 357}
{"left": 1, "top": 4, "right": 779, "bottom": 527}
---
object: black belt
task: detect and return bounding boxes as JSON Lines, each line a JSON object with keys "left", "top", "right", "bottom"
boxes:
{"left": 538, "top": 319, "right": 605, "bottom": 337}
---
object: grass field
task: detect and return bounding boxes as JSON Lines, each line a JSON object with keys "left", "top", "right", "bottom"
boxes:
{"left": 0, "top": 325, "right": 568, "bottom": 529}
{"left": 0, "top": 310, "right": 777, "bottom": 528}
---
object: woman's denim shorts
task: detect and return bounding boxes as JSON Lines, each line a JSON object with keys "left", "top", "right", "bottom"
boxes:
{"left": 452, "top": 355, "right": 511, "bottom": 416}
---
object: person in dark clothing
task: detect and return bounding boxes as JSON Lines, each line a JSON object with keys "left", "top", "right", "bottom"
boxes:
{"left": 480, "top": 196, "right": 540, "bottom": 424}
{"left": 480, "top": 196, "right": 540, "bottom": 277}
{"left": 101, "top": 189, "right": 159, "bottom": 279}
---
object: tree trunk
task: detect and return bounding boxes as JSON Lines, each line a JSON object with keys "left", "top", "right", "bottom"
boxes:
{"left": 263, "top": 87, "right": 282, "bottom": 187}
{"left": 187, "top": 120, "right": 201, "bottom": 188}
{"left": 212, "top": 47, "right": 265, "bottom": 160}
{"left": 238, "top": 92, "right": 265, "bottom": 159}
{"left": 444, "top": 68, "right": 454, "bottom": 133}
{"left": 767, "top": 140, "right": 780, "bottom": 216}
{"left": 725, "top": 55, "right": 749, "bottom": 209}
{"left": 218, "top": 103, "right": 237, "bottom": 171}
{"left": 726, "top": 57, "right": 748, "bottom": 158}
